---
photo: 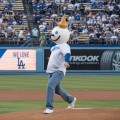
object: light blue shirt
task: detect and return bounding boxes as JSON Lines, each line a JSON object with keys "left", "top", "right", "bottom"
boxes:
{"left": 32, "top": 28, "right": 39, "bottom": 37}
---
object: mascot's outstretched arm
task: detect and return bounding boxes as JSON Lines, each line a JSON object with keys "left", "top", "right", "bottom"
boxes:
{"left": 64, "top": 53, "right": 70, "bottom": 68}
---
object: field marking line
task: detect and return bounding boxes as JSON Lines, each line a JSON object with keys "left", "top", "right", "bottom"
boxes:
{"left": 66, "top": 108, "right": 94, "bottom": 110}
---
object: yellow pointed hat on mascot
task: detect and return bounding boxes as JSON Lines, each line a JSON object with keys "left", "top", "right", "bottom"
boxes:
{"left": 58, "top": 15, "right": 68, "bottom": 28}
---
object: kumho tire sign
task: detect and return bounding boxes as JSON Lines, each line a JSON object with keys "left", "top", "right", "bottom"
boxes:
{"left": 44, "top": 49, "right": 120, "bottom": 71}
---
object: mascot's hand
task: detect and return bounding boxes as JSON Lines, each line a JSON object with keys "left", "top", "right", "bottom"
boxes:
{"left": 63, "top": 62, "right": 70, "bottom": 68}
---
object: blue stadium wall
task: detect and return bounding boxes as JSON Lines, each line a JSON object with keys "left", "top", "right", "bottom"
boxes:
{"left": 0, "top": 47, "right": 120, "bottom": 74}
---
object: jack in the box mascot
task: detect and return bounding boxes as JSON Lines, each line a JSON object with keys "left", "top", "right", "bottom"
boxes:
{"left": 43, "top": 15, "right": 76, "bottom": 114}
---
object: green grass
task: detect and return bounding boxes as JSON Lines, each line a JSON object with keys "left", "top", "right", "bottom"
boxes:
{"left": 0, "top": 75, "right": 120, "bottom": 114}
{"left": 0, "top": 100, "right": 120, "bottom": 114}
{"left": 0, "top": 75, "right": 120, "bottom": 90}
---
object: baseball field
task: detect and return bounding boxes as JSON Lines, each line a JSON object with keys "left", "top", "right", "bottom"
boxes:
{"left": 0, "top": 75, "right": 120, "bottom": 120}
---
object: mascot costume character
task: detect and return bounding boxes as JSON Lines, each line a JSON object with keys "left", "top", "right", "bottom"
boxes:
{"left": 43, "top": 15, "right": 76, "bottom": 114}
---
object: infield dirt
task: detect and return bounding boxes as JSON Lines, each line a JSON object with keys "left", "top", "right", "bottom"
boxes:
{"left": 0, "top": 90, "right": 120, "bottom": 101}
{"left": 0, "top": 108, "right": 120, "bottom": 120}
{"left": 0, "top": 90, "right": 120, "bottom": 120}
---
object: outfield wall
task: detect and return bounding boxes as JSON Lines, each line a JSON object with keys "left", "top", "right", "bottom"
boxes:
{"left": 0, "top": 47, "right": 120, "bottom": 74}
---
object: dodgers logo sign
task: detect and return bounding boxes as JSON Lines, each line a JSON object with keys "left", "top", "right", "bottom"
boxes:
{"left": 0, "top": 49, "right": 36, "bottom": 70}
{"left": 17, "top": 58, "right": 25, "bottom": 69}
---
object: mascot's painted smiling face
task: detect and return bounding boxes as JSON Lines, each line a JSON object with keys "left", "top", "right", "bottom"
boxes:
{"left": 51, "top": 15, "right": 70, "bottom": 44}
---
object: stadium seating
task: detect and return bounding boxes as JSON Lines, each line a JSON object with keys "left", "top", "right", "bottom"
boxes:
{"left": 0, "top": 0, "right": 120, "bottom": 46}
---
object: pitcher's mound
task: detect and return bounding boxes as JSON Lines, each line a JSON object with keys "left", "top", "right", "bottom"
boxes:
{"left": 0, "top": 107, "right": 120, "bottom": 120}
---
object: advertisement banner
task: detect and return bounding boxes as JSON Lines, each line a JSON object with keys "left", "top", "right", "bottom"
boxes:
{"left": 44, "top": 49, "right": 120, "bottom": 71}
{"left": 0, "top": 49, "right": 36, "bottom": 70}
{"left": 69, "top": 49, "right": 104, "bottom": 70}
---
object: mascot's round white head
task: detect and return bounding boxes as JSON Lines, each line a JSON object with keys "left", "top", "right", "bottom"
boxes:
{"left": 51, "top": 15, "right": 70, "bottom": 44}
